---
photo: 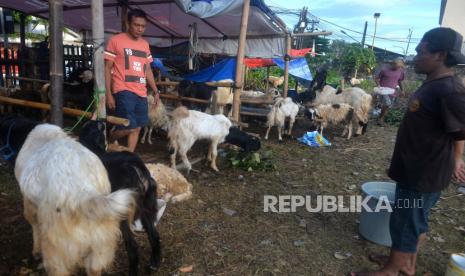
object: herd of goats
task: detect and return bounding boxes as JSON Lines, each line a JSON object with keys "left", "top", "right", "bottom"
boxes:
{"left": 0, "top": 67, "right": 374, "bottom": 275}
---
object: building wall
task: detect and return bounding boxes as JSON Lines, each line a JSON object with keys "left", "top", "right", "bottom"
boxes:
{"left": 440, "top": 0, "right": 465, "bottom": 36}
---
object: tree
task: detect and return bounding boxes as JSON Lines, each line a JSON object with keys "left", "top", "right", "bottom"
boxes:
{"left": 331, "top": 41, "right": 376, "bottom": 78}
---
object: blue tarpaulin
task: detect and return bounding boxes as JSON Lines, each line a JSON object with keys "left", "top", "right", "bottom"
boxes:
{"left": 183, "top": 59, "right": 236, "bottom": 82}
{"left": 272, "top": 58, "right": 313, "bottom": 86}
{"left": 163, "top": 57, "right": 312, "bottom": 84}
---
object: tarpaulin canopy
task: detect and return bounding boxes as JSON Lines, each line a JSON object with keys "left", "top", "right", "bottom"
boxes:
{"left": 272, "top": 58, "right": 313, "bottom": 86}
{"left": 182, "top": 58, "right": 236, "bottom": 82}
{"left": 171, "top": 57, "right": 312, "bottom": 84}
{"left": 2, "top": 0, "right": 288, "bottom": 58}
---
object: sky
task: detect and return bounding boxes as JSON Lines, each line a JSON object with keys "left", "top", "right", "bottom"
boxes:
{"left": 264, "top": 0, "right": 442, "bottom": 56}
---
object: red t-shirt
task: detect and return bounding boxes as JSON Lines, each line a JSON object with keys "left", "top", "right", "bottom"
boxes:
{"left": 104, "top": 33, "right": 153, "bottom": 97}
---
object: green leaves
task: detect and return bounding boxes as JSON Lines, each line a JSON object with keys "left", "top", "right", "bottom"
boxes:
{"left": 226, "top": 150, "right": 276, "bottom": 172}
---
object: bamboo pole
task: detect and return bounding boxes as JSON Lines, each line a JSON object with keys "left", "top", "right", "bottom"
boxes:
{"left": 283, "top": 33, "right": 291, "bottom": 98}
{"left": 0, "top": 96, "right": 129, "bottom": 126}
{"left": 265, "top": 66, "right": 270, "bottom": 92}
{"left": 232, "top": 0, "right": 251, "bottom": 122}
{"left": 92, "top": 0, "right": 106, "bottom": 119}
{"left": 49, "top": 0, "right": 64, "bottom": 126}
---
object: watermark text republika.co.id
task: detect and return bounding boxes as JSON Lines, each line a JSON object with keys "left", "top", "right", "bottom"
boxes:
{"left": 263, "top": 195, "right": 423, "bottom": 213}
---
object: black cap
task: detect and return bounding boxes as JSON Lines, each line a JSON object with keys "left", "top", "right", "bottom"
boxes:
{"left": 421, "top": 27, "right": 465, "bottom": 65}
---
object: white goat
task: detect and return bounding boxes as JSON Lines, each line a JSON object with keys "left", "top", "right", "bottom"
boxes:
{"left": 14, "top": 123, "right": 135, "bottom": 276}
{"left": 210, "top": 79, "right": 234, "bottom": 117}
{"left": 307, "top": 103, "right": 356, "bottom": 139}
{"left": 168, "top": 106, "right": 232, "bottom": 173}
{"left": 265, "top": 97, "right": 300, "bottom": 141}
{"left": 141, "top": 95, "right": 169, "bottom": 144}
{"left": 313, "top": 85, "right": 372, "bottom": 135}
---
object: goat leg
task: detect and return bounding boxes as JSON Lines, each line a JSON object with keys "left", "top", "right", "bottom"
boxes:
{"left": 288, "top": 118, "right": 296, "bottom": 136}
{"left": 121, "top": 221, "right": 139, "bottom": 276}
{"left": 140, "top": 213, "right": 161, "bottom": 272}
{"left": 141, "top": 127, "right": 148, "bottom": 144}
{"left": 148, "top": 127, "right": 154, "bottom": 145}
{"left": 278, "top": 127, "right": 283, "bottom": 141}
{"left": 265, "top": 125, "right": 272, "bottom": 140}
{"left": 170, "top": 144, "right": 178, "bottom": 170}
{"left": 210, "top": 139, "right": 220, "bottom": 172}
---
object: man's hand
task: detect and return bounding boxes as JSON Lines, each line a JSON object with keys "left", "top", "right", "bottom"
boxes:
{"left": 154, "top": 92, "right": 160, "bottom": 107}
{"left": 453, "top": 158, "right": 465, "bottom": 183}
{"left": 107, "top": 94, "right": 116, "bottom": 110}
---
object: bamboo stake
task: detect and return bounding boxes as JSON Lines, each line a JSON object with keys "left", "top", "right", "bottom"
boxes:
{"left": 283, "top": 33, "right": 291, "bottom": 98}
{"left": 0, "top": 96, "right": 129, "bottom": 126}
{"left": 49, "top": 0, "right": 64, "bottom": 126}
{"left": 232, "top": 0, "right": 251, "bottom": 122}
{"left": 92, "top": 0, "right": 106, "bottom": 120}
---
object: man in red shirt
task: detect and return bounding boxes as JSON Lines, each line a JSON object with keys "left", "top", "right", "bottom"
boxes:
{"left": 104, "top": 9, "right": 159, "bottom": 152}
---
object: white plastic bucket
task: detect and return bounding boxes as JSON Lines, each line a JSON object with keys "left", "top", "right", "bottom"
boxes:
{"left": 374, "top": 87, "right": 395, "bottom": 95}
{"left": 445, "top": 254, "right": 465, "bottom": 276}
{"left": 359, "top": 182, "right": 396, "bottom": 247}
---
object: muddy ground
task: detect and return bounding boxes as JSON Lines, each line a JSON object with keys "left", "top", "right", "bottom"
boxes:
{"left": 1, "top": 110, "right": 464, "bottom": 276}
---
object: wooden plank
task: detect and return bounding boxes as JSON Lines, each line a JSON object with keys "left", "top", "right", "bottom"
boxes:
{"left": 0, "top": 96, "right": 129, "bottom": 126}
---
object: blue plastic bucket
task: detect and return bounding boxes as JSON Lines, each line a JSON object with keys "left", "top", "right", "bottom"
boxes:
{"left": 359, "top": 182, "right": 396, "bottom": 247}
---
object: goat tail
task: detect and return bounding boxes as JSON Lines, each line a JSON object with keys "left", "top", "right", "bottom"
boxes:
{"left": 79, "top": 189, "right": 136, "bottom": 223}
{"left": 171, "top": 106, "right": 189, "bottom": 121}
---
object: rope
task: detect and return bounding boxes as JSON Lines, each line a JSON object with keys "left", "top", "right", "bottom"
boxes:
{"left": 63, "top": 96, "right": 96, "bottom": 133}
{"left": 0, "top": 122, "right": 17, "bottom": 161}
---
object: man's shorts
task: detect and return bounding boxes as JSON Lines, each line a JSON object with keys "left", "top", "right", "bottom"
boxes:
{"left": 389, "top": 185, "right": 441, "bottom": 253}
{"left": 377, "top": 94, "right": 395, "bottom": 107}
{"left": 113, "top": 90, "right": 148, "bottom": 130}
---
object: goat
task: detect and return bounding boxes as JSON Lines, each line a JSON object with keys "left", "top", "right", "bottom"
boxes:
{"left": 177, "top": 80, "right": 216, "bottom": 111}
{"left": 209, "top": 79, "right": 234, "bottom": 116}
{"left": 79, "top": 120, "right": 161, "bottom": 276}
{"left": 310, "top": 85, "right": 372, "bottom": 135}
{"left": 225, "top": 127, "right": 261, "bottom": 153}
{"left": 1, "top": 117, "right": 136, "bottom": 276}
{"left": 306, "top": 103, "right": 357, "bottom": 139}
{"left": 265, "top": 97, "right": 300, "bottom": 141}
{"left": 300, "top": 68, "right": 371, "bottom": 135}
{"left": 168, "top": 106, "right": 232, "bottom": 173}
{"left": 40, "top": 68, "right": 94, "bottom": 110}
{"left": 141, "top": 95, "right": 170, "bottom": 145}
{"left": 145, "top": 163, "right": 193, "bottom": 203}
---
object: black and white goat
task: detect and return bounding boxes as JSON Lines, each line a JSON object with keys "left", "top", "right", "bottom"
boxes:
{"left": 0, "top": 116, "right": 136, "bottom": 276}
{"left": 306, "top": 103, "right": 357, "bottom": 139}
{"left": 79, "top": 120, "right": 161, "bottom": 276}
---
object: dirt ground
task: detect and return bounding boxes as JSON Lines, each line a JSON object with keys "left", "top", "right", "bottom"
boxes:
{"left": 1, "top": 112, "right": 465, "bottom": 276}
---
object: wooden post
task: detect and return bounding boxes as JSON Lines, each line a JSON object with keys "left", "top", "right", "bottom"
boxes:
{"left": 19, "top": 13, "right": 26, "bottom": 89}
{"left": 49, "top": 0, "right": 64, "bottom": 126}
{"left": 232, "top": 0, "right": 251, "bottom": 122}
{"left": 283, "top": 33, "right": 291, "bottom": 98}
{"left": 265, "top": 66, "right": 270, "bottom": 91}
{"left": 121, "top": 1, "right": 128, "bottom": 32}
{"left": 92, "top": 0, "right": 106, "bottom": 119}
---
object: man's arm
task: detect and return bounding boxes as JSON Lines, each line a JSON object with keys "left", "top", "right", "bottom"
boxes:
{"left": 146, "top": 66, "right": 160, "bottom": 105}
{"left": 105, "top": 59, "right": 115, "bottom": 110}
{"left": 454, "top": 140, "right": 465, "bottom": 182}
